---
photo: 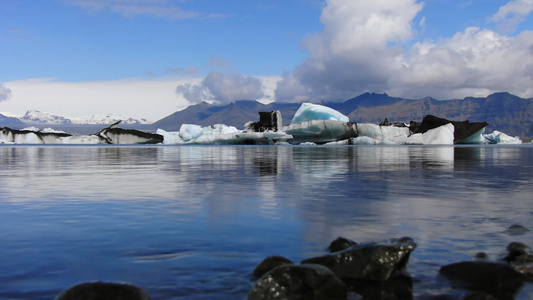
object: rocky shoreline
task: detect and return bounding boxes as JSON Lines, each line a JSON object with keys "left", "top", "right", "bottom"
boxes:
{"left": 54, "top": 224, "right": 532, "bottom": 300}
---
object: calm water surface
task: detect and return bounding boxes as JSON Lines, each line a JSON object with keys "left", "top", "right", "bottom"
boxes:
{"left": 0, "top": 145, "right": 532, "bottom": 299}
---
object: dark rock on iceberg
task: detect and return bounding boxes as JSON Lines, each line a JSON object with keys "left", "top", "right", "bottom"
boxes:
{"left": 301, "top": 237, "right": 416, "bottom": 281}
{"left": 328, "top": 237, "right": 357, "bottom": 253}
{"left": 252, "top": 255, "right": 294, "bottom": 278}
{"left": 248, "top": 264, "right": 347, "bottom": 300}
{"left": 247, "top": 111, "right": 283, "bottom": 132}
{"left": 95, "top": 121, "right": 163, "bottom": 144}
{"left": 1, "top": 127, "right": 72, "bottom": 144}
{"left": 410, "top": 115, "right": 488, "bottom": 144}
{"left": 55, "top": 281, "right": 152, "bottom": 300}
{"left": 439, "top": 261, "right": 526, "bottom": 299}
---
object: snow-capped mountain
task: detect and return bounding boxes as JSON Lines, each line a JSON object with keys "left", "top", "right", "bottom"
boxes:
{"left": 20, "top": 110, "right": 73, "bottom": 125}
{"left": 16, "top": 110, "right": 151, "bottom": 125}
{"left": 70, "top": 114, "right": 152, "bottom": 125}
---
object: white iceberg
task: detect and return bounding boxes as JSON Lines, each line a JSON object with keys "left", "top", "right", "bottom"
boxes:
{"left": 291, "top": 103, "right": 349, "bottom": 124}
{"left": 482, "top": 130, "right": 522, "bottom": 144}
{"left": 283, "top": 120, "right": 356, "bottom": 144}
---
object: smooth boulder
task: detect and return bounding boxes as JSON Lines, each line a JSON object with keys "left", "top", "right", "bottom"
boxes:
{"left": 248, "top": 264, "right": 347, "bottom": 300}
{"left": 55, "top": 281, "right": 152, "bottom": 300}
{"left": 301, "top": 237, "right": 416, "bottom": 281}
{"left": 252, "top": 255, "right": 294, "bottom": 278}
{"left": 327, "top": 237, "right": 357, "bottom": 253}
{"left": 439, "top": 261, "right": 526, "bottom": 299}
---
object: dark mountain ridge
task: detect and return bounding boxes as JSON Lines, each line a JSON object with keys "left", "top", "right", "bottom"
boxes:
{"left": 152, "top": 92, "right": 533, "bottom": 139}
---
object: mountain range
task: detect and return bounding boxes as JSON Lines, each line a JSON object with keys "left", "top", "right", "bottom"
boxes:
{"left": 0, "top": 110, "right": 151, "bottom": 127}
{"left": 153, "top": 92, "right": 533, "bottom": 139}
{"left": 2, "top": 92, "right": 532, "bottom": 139}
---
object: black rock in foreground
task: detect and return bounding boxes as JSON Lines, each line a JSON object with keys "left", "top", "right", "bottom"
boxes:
{"left": 252, "top": 255, "right": 294, "bottom": 278}
{"left": 55, "top": 281, "right": 152, "bottom": 300}
{"left": 301, "top": 237, "right": 416, "bottom": 281}
{"left": 439, "top": 261, "right": 526, "bottom": 300}
{"left": 248, "top": 264, "right": 348, "bottom": 300}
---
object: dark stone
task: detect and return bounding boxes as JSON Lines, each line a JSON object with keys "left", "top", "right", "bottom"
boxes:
{"left": 252, "top": 255, "right": 294, "bottom": 278}
{"left": 503, "top": 242, "right": 530, "bottom": 263}
{"left": 410, "top": 115, "right": 488, "bottom": 144}
{"left": 503, "top": 242, "right": 533, "bottom": 276}
{"left": 439, "top": 261, "right": 526, "bottom": 299}
{"left": 344, "top": 273, "right": 413, "bottom": 300}
{"left": 475, "top": 252, "right": 488, "bottom": 260}
{"left": 504, "top": 224, "right": 530, "bottom": 236}
{"left": 55, "top": 281, "right": 152, "bottom": 300}
{"left": 248, "top": 264, "right": 347, "bottom": 300}
{"left": 463, "top": 291, "right": 498, "bottom": 300}
{"left": 249, "top": 111, "right": 283, "bottom": 132}
{"left": 328, "top": 237, "right": 357, "bottom": 253}
{"left": 379, "top": 118, "right": 407, "bottom": 127}
{"left": 301, "top": 237, "right": 417, "bottom": 281}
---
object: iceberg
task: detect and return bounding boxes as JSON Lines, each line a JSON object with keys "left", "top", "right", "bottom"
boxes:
{"left": 284, "top": 120, "right": 356, "bottom": 145}
{"left": 482, "top": 130, "right": 522, "bottom": 144}
{"left": 291, "top": 103, "right": 349, "bottom": 124}
{"left": 158, "top": 124, "right": 292, "bottom": 145}
{"left": 1, "top": 122, "right": 163, "bottom": 145}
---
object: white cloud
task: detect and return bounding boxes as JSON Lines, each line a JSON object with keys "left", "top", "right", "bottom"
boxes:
{"left": 392, "top": 27, "right": 533, "bottom": 99}
{"left": 491, "top": 0, "right": 533, "bottom": 34}
{"left": 176, "top": 71, "right": 267, "bottom": 104}
{"left": 275, "top": 0, "right": 533, "bottom": 102}
{"left": 275, "top": 0, "right": 424, "bottom": 102}
{"left": 0, "top": 83, "right": 12, "bottom": 102}
{"left": 1, "top": 78, "right": 198, "bottom": 121}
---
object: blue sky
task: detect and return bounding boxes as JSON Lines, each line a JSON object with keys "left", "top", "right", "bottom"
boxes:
{"left": 1, "top": 0, "right": 533, "bottom": 121}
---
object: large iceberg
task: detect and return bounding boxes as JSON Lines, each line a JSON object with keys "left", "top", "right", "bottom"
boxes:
{"left": 291, "top": 103, "right": 349, "bottom": 124}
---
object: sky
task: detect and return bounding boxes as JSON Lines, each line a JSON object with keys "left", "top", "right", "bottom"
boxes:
{"left": 1, "top": 0, "right": 533, "bottom": 122}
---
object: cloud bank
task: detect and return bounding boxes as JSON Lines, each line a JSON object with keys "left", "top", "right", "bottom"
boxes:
{"left": 176, "top": 71, "right": 265, "bottom": 104}
{"left": 275, "top": 0, "right": 533, "bottom": 102}
{"left": 0, "top": 83, "right": 12, "bottom": 102}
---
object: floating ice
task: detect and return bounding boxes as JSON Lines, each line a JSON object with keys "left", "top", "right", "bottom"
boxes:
{"left": 394, "top": 123, "right": 455, "bottom": 145}
{"left": 0, "top": 103, "right": 525, "bottom": 146}
{"left": 353, "top": 123, "right": 410, "bottom": 142}
{"left": 291, "top": 103, "right": 349, "bottom": 124}
{"left": 483, "top": 130, "right": 522, "bottom": 144}
{"left": 179, "top": 124, "right": 204, "bottom": 142}
{"left": 284, "top": 120, "right": 355, "bottom": 144}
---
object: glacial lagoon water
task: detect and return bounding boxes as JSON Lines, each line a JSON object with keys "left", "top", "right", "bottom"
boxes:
{"left": 0, "top": 144, "right": 532, "bottom": 299}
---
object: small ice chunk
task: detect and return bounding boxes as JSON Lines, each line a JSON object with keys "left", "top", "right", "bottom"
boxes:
{"left": 483, "top": 130, "right": 522, "bottom": 144}
{"left": 157, "top": 129, "right": 184, "bottom": 144}
{"left": 179, "top": 124, "right": 204, "bottom": 141}
{"left": 41, "top": 128, "right": 68, "bottom": 134}
{"left": 21, "top": 127, "right": 40, "bottom": 132}
{"left": 291, "top": 103, "right": 349, "bottom": 124}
